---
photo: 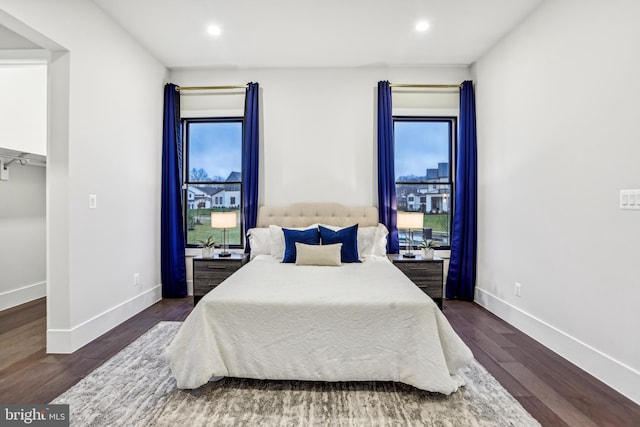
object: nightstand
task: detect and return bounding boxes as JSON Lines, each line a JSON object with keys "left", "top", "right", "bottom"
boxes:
{"left": 388, "top": 254, "right": 444, "bottom": 309}
{"left": 193, "top": 253, "right": 249, "bottom": 305}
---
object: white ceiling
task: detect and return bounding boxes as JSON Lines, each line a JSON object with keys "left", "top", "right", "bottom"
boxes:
{"left": 92, "top": 0, "right": 542, "bottom": 69}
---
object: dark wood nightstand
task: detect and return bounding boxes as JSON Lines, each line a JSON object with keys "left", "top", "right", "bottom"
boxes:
{"left": 388, "top": 254, "right": 444, "bottom": 309}
{"left": 193, "top": 253, "right": 249, "bottom": 305}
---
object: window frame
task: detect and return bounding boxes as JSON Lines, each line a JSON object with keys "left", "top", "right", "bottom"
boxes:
{"left": 393, "top": 116, "right": 457, "bottom": 250}
{"left": 182, "top": 117, "right": 245, "bottom": 249}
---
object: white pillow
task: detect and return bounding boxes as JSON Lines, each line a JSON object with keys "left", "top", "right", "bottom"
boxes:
{"left": 357, "top": 226, "right": 377, "bottom": 258}
{"left": 319, "top": 223, "right": 389, "bottom": 258}
{"left": 246, "top": 228, "right": 271, "bottom": 260}
{"left": 295, "top": 243, "right": 342, "bottom": 266}
{"left": 269, "top": 224, "right": 319, "bottom": 260}
{"left": 371, "top": 223, "right": 389, "bottom": 257}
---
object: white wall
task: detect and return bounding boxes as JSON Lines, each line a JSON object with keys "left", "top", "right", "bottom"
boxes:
{"left": 173, "top": 67, "right": 467, "bottom": 293}
{"left": 0, "top": 0, "right": 168, "bottom": 352}
{"left": 0, "top": 63, "right": 46, "bottom": 155}
{"left": 473, "top": 0, "right": 640, "bottom": 404}
{"left": 170, "top": 66, "right": 470, "bottom": 208}
{"left": 0, "top": 164, "right": 46, "bottom": 309}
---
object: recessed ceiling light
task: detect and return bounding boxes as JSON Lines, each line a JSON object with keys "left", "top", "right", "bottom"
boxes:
{"left": 207, "top": 25, "right": 222, "bottom": 36}
{"left": 415, "top": 21, "right": 430, "bottom": 32}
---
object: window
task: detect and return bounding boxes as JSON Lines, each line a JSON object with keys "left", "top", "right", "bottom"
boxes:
{"left": 183, "top": 119, "right": 243, "bottom": 248}
{"left": 394, "top": 117, "right": 455, "bottom": 249}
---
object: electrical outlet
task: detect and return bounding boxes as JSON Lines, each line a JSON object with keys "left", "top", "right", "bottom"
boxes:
{"left": 133, "top": 273, "right": 139, "bottom": 286}
{"left": 515, "top": 282, "right": 522, "bottom": 297}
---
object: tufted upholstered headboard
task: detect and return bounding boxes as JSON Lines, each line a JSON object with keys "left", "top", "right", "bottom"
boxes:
{"left": 256, "top": 203, "right": 379, "bottom": 228}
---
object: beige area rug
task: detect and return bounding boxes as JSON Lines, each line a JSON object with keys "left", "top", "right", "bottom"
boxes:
{"left": 52, "top": 322, "right": 540, "bottom": 426}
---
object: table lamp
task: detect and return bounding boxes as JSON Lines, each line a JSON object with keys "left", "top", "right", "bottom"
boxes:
{"left": 396, "top": 211, "right": 424, "bottom": 258}
{"left": 210, "top": 211, "right": 237, "bottom": 257}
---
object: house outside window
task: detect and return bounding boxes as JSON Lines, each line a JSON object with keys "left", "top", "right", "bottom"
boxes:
{"left": 183, "top": 118, "right": 243, "bottom": 248}
{"left": 394, "top": 117, "right": 455, "bottom": 249}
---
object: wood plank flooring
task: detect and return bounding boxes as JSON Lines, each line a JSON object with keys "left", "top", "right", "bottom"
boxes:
{"left": 1, "top": 297, "right": 638, "bottom": 426}
{"left": 444, "top": 300, "right": 640, "bottom": 426}
{"left": 0, "top": 297, "right": 192, "bottom": 404}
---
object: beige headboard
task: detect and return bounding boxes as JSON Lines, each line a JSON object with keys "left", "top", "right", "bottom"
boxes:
{"left": 256, "top": 203, "right": 379, "bottom": 228}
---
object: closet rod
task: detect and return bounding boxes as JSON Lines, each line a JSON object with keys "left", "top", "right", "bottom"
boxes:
{"left": 2, "top": 153, "right": 28, "bottom": 166}
{"left": 0, "top": 154, "right": 45, "bottom": 167}
{"left": 390, "top": 84, "right": 461, "bottom": 89}
{"left": 176, "top": 85, "right": 248, "bottom": 91}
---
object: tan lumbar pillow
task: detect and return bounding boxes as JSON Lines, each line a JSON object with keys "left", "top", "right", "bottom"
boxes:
{"left": 295, "top": 243, "right": 342, "bottom": 266}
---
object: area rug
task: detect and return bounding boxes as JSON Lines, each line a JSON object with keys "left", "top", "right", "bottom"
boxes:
{"left": 52, "top": 322, "right": 540, "bottom": 426}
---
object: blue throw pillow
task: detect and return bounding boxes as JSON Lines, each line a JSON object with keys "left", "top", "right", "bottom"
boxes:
{"left": 282, "top": 227, "right": 320, "bottom": 263}
{"left": 319, "top": 224, "right": 361, "bottom": 263}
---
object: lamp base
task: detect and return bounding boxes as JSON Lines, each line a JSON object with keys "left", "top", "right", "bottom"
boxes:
{"left": 218, "top": 251, "right": 232, "bottom": 257}
{"left": 402, "top": 253, "right": 416, "bottom": 258}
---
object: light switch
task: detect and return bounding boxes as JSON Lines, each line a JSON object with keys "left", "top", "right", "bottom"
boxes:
{"left": 620, "top": 189, "right": 640, "bottom": 210}
{"left": 89, "top": 194, "right": 97, "bottom": 209}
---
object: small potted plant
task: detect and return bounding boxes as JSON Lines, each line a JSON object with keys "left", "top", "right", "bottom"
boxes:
{"left": 419, "top": 240, "right": 439, "bottom": 260}
{"left": 198, "top": 235, "right": 216, "bottom": 258}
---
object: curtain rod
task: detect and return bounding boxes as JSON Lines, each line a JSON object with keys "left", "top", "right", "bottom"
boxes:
{"left": 390, "top": 84, "right": 461, "bottom": 89}
{"left": 176, "top": 85, "right": 248, "bottom": 91}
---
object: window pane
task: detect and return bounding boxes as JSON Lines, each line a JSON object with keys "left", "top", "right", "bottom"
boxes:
{"left": 394, "top": 121, "right": 449, "bottom": 182}
{"left": 187, "top": 121, "right": 242, "bottom": 182}
{"left": 394, "top": 118, "right": 454, "bottom": 249}
{"left": 186, "top": 183, "right": 242, "bottom": 247}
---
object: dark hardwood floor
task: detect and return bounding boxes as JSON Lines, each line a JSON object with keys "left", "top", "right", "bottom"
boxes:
{"left": 444, "top": 301, "right": 640, "bottom": 426}
{"left": 0, "top": 297, "right": 192, "bottom": 405}
{"left": 1, "top": 297, "right": 638, "bottom": 426}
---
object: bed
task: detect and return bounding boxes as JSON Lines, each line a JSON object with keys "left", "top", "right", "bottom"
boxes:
{"left": 164, "top": 203, "right": 473, "bottom": 395}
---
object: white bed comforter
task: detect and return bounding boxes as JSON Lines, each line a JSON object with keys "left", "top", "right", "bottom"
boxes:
{"left": 163, "top": 255, "right": 473, "bottom": 394}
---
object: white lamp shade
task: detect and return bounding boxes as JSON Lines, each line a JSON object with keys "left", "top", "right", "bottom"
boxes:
{"left": 397, "top": 211, "right": 424, "bottom": 229}
{"left": 211, "top": 211, "right": 237, "bottom": 229}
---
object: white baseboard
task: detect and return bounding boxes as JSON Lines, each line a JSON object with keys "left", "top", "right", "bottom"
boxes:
{"left": 0, "top": 281, "right": 46, "bottom": 311}
{"left": 474, "top": 287, "right": 640, "bottom": 405}
{"left": 47, "top": 285, "right": 162, "bottom": 354}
